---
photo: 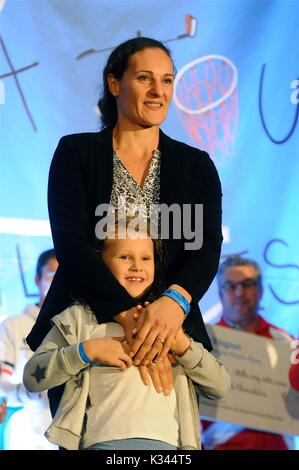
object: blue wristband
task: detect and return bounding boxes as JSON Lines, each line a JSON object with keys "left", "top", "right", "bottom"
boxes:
{"left": 161, "top": 288, "right": 191, "bottom": 315}
{"left": 78, "top": 342, "right": 94, "bottom": 364}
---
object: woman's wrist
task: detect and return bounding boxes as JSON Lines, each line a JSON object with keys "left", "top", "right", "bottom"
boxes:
{"left": 168, "top": 284, "right": 192, "bottom": 303}
{"left": 157, "top": 294, "right": 185, "bottom": 319}
{"left": 160, "top": 287, "right": 191, "bottom": 315}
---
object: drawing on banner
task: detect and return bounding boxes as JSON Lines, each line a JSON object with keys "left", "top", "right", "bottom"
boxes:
{"left": 205, "top": 238, "right": 299, "bottom": 325}
{"left": 76, "top": 14, "right": 197, "bottom": 60}
{"left": 263, "top": 238, "right": 299, "bottom": 305}
{"left": 259, "top": 64, "right": 299, "bottom": 144}
{"left": 0, "top": 36, "right": 39, "bottom": 131}
{"left": 164, "top": 13, "right": 197, "bottom": 41}
{"left": 16, "top": 245, "right": 38, "bottom": 298}
{"left": 173, "top": 55, "right": 239, "bottom": 166}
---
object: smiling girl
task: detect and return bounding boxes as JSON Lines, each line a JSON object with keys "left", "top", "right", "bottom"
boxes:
{"left": 23, "top": 222, "right": 230, "bottom": 451}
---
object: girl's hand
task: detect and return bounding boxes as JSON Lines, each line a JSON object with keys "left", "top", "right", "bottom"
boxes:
{"left": 114, "top": 306, "right": 140, "bottom": 346}
{"left": 170, "top": 328, "right": 191, "bottom": 357}
{"left": 83, "top": 336, "right": 133, "bottom": 371}
{"left": 138, "top": 356, "right": 174, "bottom": 396}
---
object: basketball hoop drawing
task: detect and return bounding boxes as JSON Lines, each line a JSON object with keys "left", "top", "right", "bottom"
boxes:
{"left": 76, "top": 14, "right": 197, "bottom": 60}
{"left": 184, "top": 14, "right": 197, "bottom": 37}
{"left": 173, "top": 55, "right": 239, "bottom": 166}
{"left": 166, "top": 14, "right": 197, "bottom": 41}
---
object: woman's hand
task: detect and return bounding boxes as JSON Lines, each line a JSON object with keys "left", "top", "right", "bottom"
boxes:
{"left": 129, "top": 296, "right": 185, "bottom": 365}
{"left": 83, "top": 336, "right": 132, "bottom": 371}
{"left": 138, "top": 355, "right": 174, "bottom": 396}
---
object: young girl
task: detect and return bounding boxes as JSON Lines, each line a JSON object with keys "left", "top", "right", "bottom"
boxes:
{"left": 23, "top": 224, "right": 230, "bottom": 450}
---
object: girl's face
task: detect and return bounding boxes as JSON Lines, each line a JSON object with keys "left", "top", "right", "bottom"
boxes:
{"left": 101, "top": 235, "right": 155, "bottom": 299}
{"left": 108, "top": 47, "right": 174, "bottom": 129}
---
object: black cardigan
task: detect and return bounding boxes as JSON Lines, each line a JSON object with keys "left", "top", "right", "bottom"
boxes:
{"left": 27, "top": 126, "right": 223, "bottom": 353}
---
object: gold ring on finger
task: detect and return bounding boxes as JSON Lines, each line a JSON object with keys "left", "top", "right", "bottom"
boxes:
{"left": 156, "top": 337, "right": 166, "bottom": 345}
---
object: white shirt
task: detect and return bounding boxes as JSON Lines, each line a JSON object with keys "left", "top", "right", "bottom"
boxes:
{"left": 83, "top": 322, "right": 179, "bottom": 449}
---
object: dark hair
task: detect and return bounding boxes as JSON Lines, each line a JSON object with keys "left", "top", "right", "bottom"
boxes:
{"left": 36, "top": 248, "right": 56, "bottom": 279}
{"left": 217, "top": 256, "right": 262, "bottom": 288}
{"left": 137, "top": 237, "right": 166, "bottom": 304}
{"left": 97, "top": 37, "right": 174, "bottom": 129}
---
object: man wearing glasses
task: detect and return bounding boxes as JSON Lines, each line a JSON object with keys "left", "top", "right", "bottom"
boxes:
{"left": 201, "top": 256, "right": 297, "bottom": 450}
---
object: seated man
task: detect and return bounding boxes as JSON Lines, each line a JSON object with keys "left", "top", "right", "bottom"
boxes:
{"left": 201, "top": 256, "right": 296, "bottom": 450}
{"left": 0, "top": 249, "right": 58, "bottom": 450}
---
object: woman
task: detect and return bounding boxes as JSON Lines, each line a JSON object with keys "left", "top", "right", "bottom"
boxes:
{"left": 26, "top": 37, "right": 223, "bottom": 416}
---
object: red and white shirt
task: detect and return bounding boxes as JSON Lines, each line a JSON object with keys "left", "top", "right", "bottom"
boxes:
{"left": 0, "top": 304, "right": 56, "bottom": 450}
{"left": 201, "top": 315, "right": 295, "bottom": 450}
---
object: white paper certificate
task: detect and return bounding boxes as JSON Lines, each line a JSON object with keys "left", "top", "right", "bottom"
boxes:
{"left": 200, "top": 324, "right": 299, "bottom": 436}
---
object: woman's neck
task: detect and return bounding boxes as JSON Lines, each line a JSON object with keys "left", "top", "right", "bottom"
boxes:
{"left": 112, "top": 123, "right": 160, "bottom": 159}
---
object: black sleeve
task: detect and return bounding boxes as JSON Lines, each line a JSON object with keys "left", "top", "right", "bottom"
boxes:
{"left": 48, "top": 135, "right": 136, "bottom": 321}
{"left": 168, "top": 151, "right": 223, "bottom": 303}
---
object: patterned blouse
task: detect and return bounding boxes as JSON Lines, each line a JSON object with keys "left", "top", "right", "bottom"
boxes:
{"left": 110, "top": 149, "right": 161, "bottom": 233}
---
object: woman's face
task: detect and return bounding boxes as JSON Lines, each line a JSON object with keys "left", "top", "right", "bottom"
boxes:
{"left": 101, "top": 235, "right": 155, "bottom": 299}
{"left": 109, "top": 47, "right": 175, "bottom": 128}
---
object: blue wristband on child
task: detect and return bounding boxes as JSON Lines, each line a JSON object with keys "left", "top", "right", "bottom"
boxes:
{"left": 78, "top": 342, "right": 94, "bottom": 364}
{"left": 161, "top": 288, "right": 191, "bottom": 315}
